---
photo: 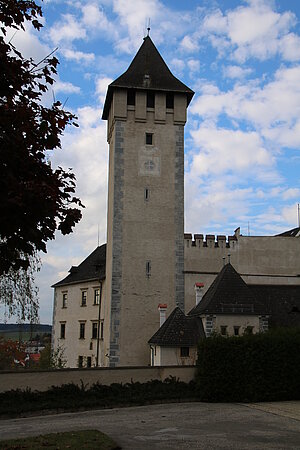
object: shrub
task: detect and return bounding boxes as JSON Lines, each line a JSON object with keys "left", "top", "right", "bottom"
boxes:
{"left": 195, "top": 328, "right": 300, "bottom": 402}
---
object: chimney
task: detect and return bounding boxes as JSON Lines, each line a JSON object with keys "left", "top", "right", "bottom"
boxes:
{"left": 194, "top": 283, "right": 204, "bottom": 306}
{"left": 158, "top": 303, "right": 167, "bottom": 327}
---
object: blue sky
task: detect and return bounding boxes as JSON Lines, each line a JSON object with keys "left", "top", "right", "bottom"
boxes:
{"left": 2, "top": 0, "right": 300, "bottom": 324}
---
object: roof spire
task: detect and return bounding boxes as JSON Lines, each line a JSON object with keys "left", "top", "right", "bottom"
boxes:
{"left": 147, "top": 18, "right": 150, "bottom": 36}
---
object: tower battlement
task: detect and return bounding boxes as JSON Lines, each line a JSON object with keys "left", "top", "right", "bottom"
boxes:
{"left": 184, "top": 233, "right": 237, "bottom": 248}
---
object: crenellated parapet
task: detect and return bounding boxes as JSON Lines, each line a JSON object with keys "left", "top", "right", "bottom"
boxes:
{"left": 184, "top": 233, "right": 238, "bottom": 248}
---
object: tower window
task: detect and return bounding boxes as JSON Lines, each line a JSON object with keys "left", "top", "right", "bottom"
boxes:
{"left": 144, "top": 187, "right": 150, "bottom": 201}
{"left": 127, "top": 89, "right": 135, "bottom": 105}
{"left": 60, "top": 323, "right": 66, "bottom": 339}
{"left": 146, "top": 133, "right": 153, "bottom": 145}
{"left": 92, "top": 322, "right": 98, "bottom": 339}
{"left": 166, "top": 93, "right": 174, "bottom": 109}
{"left": 146, "top": 260, "right": 151, "bottom": 278}
{"left": 220, "top": 326, "right": 227, "bottom": 336}
{"left": 234, "top": 326, "right": 240, "bottom": 336}
{"left": 79, "top": 322, "right": 85, "bottom": 339}
{"left": 94, "top": 288, "right": 100, "bottom": 305}
{"left": 62, "top": 292, "right": 67, "bottom": 308}
{"left": 81, "top": 290, "right": 87, "bottom": 306}
{"left": 180, "top": 347, "right": 189, "bottom": 357}
{"left": 147, "top": 91, "right": 155, "bottom": 108}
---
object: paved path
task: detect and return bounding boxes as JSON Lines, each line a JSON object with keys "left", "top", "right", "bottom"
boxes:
{"left": 0, "top": 402, "right": 300, "bottom": 449}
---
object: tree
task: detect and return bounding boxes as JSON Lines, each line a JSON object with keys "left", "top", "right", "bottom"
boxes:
{"left": 0, "top": 0, "right": 84, "bottom": 277}
{"left": 38, "top": 342, "right": 66, "bottom": 369}
{"left": 0, "top": 337, "right": 26, "bottom": 370}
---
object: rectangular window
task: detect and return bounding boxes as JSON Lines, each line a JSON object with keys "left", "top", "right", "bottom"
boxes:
{"left": 60, "top": 323, "right": 66, "bottom": 339}
{"left": 146, "top": 132, "right": 153, "bottom": 145}
{"left": 78, "top": 355, "right": 83, "bottom": 368}
{"left": 234, "top": 326, "right": 240, "bottom": 336}
{"left": 146, "top": 260, "right": 151, "bottom": 278}
{"left": 92, "top": 322, "right": 98, "bottom": 339}
{"left": 166, "top": 93, "right": 174, "bottom": 109}
{"left": 100, "top": 321, "right": 104, "bottom": 340}
{"left": 144, "top": 187, "right": 150, "bottom": 202}
{"left": 180, "top": 347, "right": 190, "bottom": 357}
{"left": 94, "top": 288, "right": 100, "bottom": 305}
{"left": 147, "top": 91, "right": 155, "bottom": 108}
{"left": 127, "top": 88, "right": 135, "bottom": 105}
{"left": 220, "top": 326, "right": 227, "bottom": 336}
{"left": 62, "top": 293, "right": 67, "bottom": 308}
{"left": 79, "top": 322, "right": 85, "bottom": 339}
{"left": 87, "top": 356, "right": 92, "bottom": 368}
{"left": 81, "top": 290, "right": 87, "bottom": 306}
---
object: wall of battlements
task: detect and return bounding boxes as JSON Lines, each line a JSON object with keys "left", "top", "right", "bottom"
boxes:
{"left": 183, "top": 229, "right": 300, "bottom": 313}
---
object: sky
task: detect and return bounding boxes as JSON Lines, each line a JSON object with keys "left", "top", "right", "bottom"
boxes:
{"left": 2, "top": 0, "right": 300, "bottom": 324}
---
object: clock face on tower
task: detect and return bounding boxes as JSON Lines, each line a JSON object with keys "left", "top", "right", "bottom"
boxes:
{"left": 139, "top": 146, "right": 161, "bottom": 176}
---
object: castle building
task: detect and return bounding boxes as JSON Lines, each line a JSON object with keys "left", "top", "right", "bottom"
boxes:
{"left": 52, "top": 37, "right": 300, "bottom": 369}
{"left": 101, "top": 35, "right": 193, "bottom": 367}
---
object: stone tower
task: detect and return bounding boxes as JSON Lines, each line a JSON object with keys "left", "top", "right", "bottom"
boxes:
{"left": 102, "top": 36, "right": 194, "bottom": 366}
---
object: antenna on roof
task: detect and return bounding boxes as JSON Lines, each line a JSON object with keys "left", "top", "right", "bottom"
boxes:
{"left": 147, "top": 18, "right": 150, "bottom": 36}
{"left": 97, "top": 223, "right": 100, "bottom": 247}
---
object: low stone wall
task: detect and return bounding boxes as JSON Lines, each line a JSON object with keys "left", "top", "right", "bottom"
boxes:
{"left": 0, "top": 365, "right": 196, "bottom": 393}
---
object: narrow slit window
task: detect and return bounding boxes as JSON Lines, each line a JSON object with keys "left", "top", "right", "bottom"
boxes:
{"left": 166, "top": 93, "right": 174, "bottom": 109}
{"left": 146, "top": 260, "right": 151, "bottom": 278}
{"left": 147, "top": 91, "right": 155, "bottom": 108}
{"left": 127, "top": 89, "right": 135, "bottom": 105}
{"left": 146, "top": 133, "right": 153, "bottom": 145}
{"left": 144, "top": 187, "right": 150, "bottom": 201}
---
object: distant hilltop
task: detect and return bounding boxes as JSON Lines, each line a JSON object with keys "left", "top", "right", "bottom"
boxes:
{"left": 0, "top": 324, "right": 52, "bottom": 333}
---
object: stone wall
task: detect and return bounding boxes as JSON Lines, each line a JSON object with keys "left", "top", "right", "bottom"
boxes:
{"left": 0, "top": 366, "right": 196, "bottom": 393}
{"left": 184, "top": 231, "right": 300, "bottom": 313}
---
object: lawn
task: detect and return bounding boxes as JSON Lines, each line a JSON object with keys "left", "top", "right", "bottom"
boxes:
{"left": 0, "top": 430, "right": 121, "bottom": 449}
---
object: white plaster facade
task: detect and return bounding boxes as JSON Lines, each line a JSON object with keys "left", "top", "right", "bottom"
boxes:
{"left": 52, "top": 279, "right": 105, "bottom": 368}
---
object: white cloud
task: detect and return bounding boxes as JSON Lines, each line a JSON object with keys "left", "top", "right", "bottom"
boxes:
{"left": 190, "top": 124, "right": 274, "bottom": 179}
{"left": 62, "top": 48, "right": 95, "bottom": 63}
{"left": 180, "top": 35, "right": 199, "bottom": 53}
{"left": 49, "top": 14, "right": 86, "bottom": 45}
{"left": 190, "top": 65, "right": 300, "bottom": 148}
{"left": 54, "top": 80, "right": 81, "bottom": 94}
{"left": 223, "top": 65, "right": 252, "bottom": 79}
{"left": 95, "top": 77, "right": 113, "bottom": 105}
{"left": 281, "top": 188, "right": 300, "bottom": 200}
{"left": 202, "top": 2, "right": 299, "bottom": 63}
{"left": 81, "top": 3, "right": 118, "bottom": 40}
{"left": 187, "top": 59, "right": 200, "bottom": 73}
{"left": 279, "top": 33, "right": 300, "bottom": 61}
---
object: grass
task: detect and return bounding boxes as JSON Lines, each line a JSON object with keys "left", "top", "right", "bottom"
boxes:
{"left": 0, "top": 430, "right": 121, "bottom": 449}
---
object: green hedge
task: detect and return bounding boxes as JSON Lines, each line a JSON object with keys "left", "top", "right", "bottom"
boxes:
{"left": 196, "top": 328, "right": 300, "bottom": 402}
{"left": 0, "top": 377, "right": 197, "bottom": 417}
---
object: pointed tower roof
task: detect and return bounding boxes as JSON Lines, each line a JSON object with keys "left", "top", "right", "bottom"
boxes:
{"left": 189, "top": 263, "right": 267, "bottom": 316}
{"left": 102, "top": 36, "right": 194, "bottom": 119}
{"left": 148, "top": 307, "right": 205, "bottom": 346}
